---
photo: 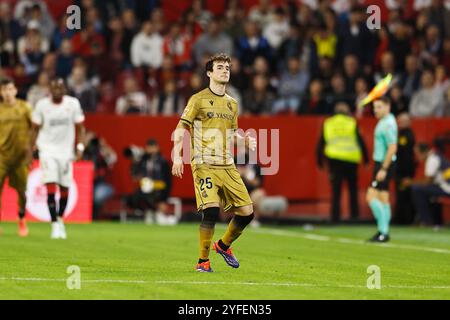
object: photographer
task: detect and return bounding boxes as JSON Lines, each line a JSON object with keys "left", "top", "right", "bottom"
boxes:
{"left": 123, "top": 138, "right": 174, "bottom": 225}
{"left": 82, "top": 130, "right": 117, "bottom": 220}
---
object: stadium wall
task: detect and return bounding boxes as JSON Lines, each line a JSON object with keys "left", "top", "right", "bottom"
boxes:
{"left": 84, "top": 115, "right": 450, "bottom": 204}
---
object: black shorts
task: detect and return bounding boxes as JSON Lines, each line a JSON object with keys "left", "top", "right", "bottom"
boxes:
{"left": 371, "top": 162, "right": 395, "bottom": 191}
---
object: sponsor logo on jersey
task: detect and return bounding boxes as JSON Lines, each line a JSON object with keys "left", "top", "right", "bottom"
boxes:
{"left": 49, "top": 118, "right": 70, "bottom": 126}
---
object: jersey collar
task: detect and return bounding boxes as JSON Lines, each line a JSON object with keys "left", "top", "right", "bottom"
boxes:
{"left": 208, "top": 87, "right": 225, "bottom": 97}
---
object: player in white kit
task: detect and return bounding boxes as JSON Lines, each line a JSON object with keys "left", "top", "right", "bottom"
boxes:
{"left": 31, "top": 79, "right": 85, "bottom": 239}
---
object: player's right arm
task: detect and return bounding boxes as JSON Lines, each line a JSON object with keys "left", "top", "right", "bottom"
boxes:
{"left": 172, "top": 96, "right": 198, "bottom": 178}
{"left": 172, "top": 121, "right": 190, "bottom": 178}
{"left": 30, "top": 100, "right": 43, "bottom": 152}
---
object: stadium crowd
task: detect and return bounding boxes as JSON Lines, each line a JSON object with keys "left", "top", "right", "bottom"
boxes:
{"left": 1, "top": 0, "right": 450, "bottom": 117}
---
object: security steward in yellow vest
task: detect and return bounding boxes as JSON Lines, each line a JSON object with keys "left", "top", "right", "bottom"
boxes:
{"left": 316, "top": 102, "right": 368, "bottom": 223}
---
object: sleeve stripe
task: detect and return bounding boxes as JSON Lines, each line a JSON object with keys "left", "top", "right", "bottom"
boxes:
{"left": 180, "top": 118, "right": 192, "bottom": 125}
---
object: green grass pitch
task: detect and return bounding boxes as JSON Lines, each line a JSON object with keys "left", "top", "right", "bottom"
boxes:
{"left": 1, "top": 222, "right": 450, "bottom": 299}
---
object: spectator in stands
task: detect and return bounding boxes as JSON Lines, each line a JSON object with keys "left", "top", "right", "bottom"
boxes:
{"left": 410, "top": 69, "right": 444, "bottom": 117}
{"left": 389, "top": 84, "right": 409, "bottom": 115}
{"left": 373, "top": 25, "right": 389, "bottom": 72}
{"left": 150, "top": 80, "right": 183, "bottom": 116}
{"left": 374, "top": 51, "right": 399, "bottom": 84}
{"left": 325, "top": 73, "right": 352, "bottom": 111}
{"left": 441, "top": 38, "right": 450, "bottom": 72}
{"left": 439, "top": 86, "right": 450, "bottom": 116}
{"left": 251, "top": 56, "right": 271, "bottom": 78}
{"left": 425, "top": 0, "right": 447, "bottom": 36}
{"left": 26, "top": 70, "right": 49, "bottom": 107}
{"left": 105, "top": 16, "right": 125, "bottom": 70}
{"left": 236, "top": 20, "right": 272, "bottom": 72}
{"left": 85, "top": 6, "right": 104, "bottom": 33}
{"left": 313, "top": 23, "right": 337, "bottom": 60}
{"left": 67, "top": 65, "right": 98, "bottom": 113}
{"left": 51, "top": 14, "right": 75, "bottom": 50}
{"left": 73, "top": 24, "right": 108, "bottom": 79}
{"left": 163, "top": 23, "right": 193, "bottom": 71}
{"left": 312, "top": 56, "right": 334, "bottom": 92}
{"left": 182, "top": 72, "right": 203, "bottom": 101}
{"left": 82, "top": 130, "right": 117, "bottom": 220}
{"left": 124, "top": 138, "right": 174, "bottom": 225}
{"left": 408, "top": 141, "right": 450, "bottom": 227}
{"left": 0, "top": 2, "right": 23, "bottom": 42}
{"left": 248, "top": 0, "right": 274, "bottom": 29}
{"left": 263, "top": 6, "right": 289, "bottom": 50}
{"left": 188, "top": 0, "right": 213, "bottom": 30}
{"left": 419, "top": 25, "right": 442, "bottom": 69}
{"left": 151, "top": 55, "right": 178, "bottom": 92}
{"left": 388, "top": 21, "right": 412, "bottom": 72}
{"left": 400, "top": 55, "right": 422, "bottom": 99}
{"left": 299, "top": 79, "right": 330, "bottom": 115}
{"left": 223, "top": 0, "right": 246, "bottom": 40}
{"left": 181, "top": 8, "right": 203, "bottom": 42}
{"left": 115, "top": 77, "right": 148, "bottom": 114}
{"left": 242, "top": 74, "right": 275, "bottom": 115}
{"left": 121, "top": 9, "right": 139, "bottom": 66}
{"left": 193, "top": 18, "right": 233, "bottom": 66}
{"left": 17, "top": 20, "right": 49, "bottom": 76}
{"left": 0, "top": 2, "right": 23, "bottom": 67}
{"left": 150, "top": 8, "right": 166, "bottom": 34}
{"left": 29, "top": 3, "right": 54, "bottom": 41}
{"left": 394, "top": 113, "right": 416, "bottom": 224}
{"left": 343, "top": 54, "right": 362, "bottom": 96}
{"left": 277, "top": 23, "right": 302, "bottom": 72}
{"left": 130, "top": 20, "right": 163, "bottom": 69}
{"left": 434, "top": 64, "right": 450, "bottom": 100}
{"left": 273, "top": 56, "right": 309, "bottom": 114}
{"left": 40, "top": 52, "right": 56, "bottom": 79}
{"left": 55, "top": 38, "right": 74, "bottom": 79}
{"left": 229, "top": 55, "right": 249, "bottom": 93}
{"left": 337, "top": 6, "right": 372, "bottom": 67}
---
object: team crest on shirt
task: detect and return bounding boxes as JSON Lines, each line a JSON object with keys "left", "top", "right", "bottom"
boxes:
{"left": 207, "top": 112, "right": 214, "bottom": 118}
{"left": 227, "top": 102, "right": 232, "bottom": 111}
{"left": 209, "top": 100, "right": 214, "bottom": 106}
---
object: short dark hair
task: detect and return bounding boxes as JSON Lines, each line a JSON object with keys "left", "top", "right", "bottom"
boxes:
{"left": 146, "top": 138, "right": 158, "bottom": 146}
{"left": 0, "top": 77, "right": 14, "bottom": 87}
{"left": 417, "top": 142, "right": 430, "bottom": 154}
{"left": 205, "top": 53, "right": 231, "bottom": 73}
{"left": 374, "top": 96, "right": 391, "bottom": 106}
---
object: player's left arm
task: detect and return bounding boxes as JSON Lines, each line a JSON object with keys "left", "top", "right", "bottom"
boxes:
{"left": 75, "top": 122, "right": 86, "bottom": 160}
{"left": 74, "top": 99, "right": 86, "bottom": 160}
{"left": 234, "top": 130, "right": 257, "bottom": 151}
{"left": 232, "top": 104, "right": 256, "bottom": 151}
{"left": 29, "top": 101, "right": 42, "bottom": 164}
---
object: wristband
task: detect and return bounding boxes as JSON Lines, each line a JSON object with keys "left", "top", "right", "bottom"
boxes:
{"left": 77, "top": 143, "right": 85, "bottom": 152}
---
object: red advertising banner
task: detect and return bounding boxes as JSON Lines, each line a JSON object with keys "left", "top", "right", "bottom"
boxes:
{"left": 1, "top": 161, "right": 93, "bottom": 223}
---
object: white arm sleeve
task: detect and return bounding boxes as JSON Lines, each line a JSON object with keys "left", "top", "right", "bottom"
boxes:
{"left": 425, "top": 154, "right": 440, "bottom": 178}
{"left": 73, "top": 98, "right": 85, "bottom": 123}
{"left": 31, "top": 101, "right": 43, "bottom": 125}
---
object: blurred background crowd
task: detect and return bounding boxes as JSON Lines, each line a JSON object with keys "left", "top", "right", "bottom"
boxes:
{"left": 1, "top": 0, "right": 450, "bottom": 117}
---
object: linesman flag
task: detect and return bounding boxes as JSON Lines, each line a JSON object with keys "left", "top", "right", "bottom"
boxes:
{"left": 357, "top": 73, "right": 393, "bottom": 110}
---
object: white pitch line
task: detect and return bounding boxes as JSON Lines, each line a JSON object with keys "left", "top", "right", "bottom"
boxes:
{"left": 249, "top": 228, "right": 450, "bottom": 255}
{"left": 1, "top": 277, "right": 450, "bottom": 290}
